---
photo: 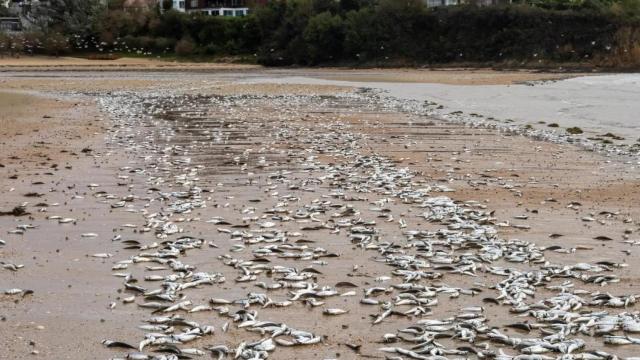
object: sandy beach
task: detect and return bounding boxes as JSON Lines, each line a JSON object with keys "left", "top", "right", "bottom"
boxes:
{"left": 1, "top": 59, "right": 640, "bottom": 360}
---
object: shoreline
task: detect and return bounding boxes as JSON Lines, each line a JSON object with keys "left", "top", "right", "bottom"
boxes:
{"left": 0, "top": 56, "right": 588, "bottom": 86}
{"left": 1, "top": 54, "right": 632, "bottom": 72}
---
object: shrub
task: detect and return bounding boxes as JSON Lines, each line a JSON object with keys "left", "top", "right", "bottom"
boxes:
{"left": 304, "top": 11, "right": 345, "bottom": 63}
{"left": 175, "top": 36, "right": 196, "bottom": 56}
{"left": 8, "top": 0, "right": 640, "bottom": 67}
{"left": 42, "top": 32, "right": 70, "bottom": 56}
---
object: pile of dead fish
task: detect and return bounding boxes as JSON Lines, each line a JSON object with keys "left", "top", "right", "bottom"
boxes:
{"left": 91, "top": 90, "right": 639, "bottom": 360}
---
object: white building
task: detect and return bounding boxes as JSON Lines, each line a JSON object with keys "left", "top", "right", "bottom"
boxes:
{"left": 425, "top": 0, "right": 460, "bottom": 6}
{"left": 170, "top": 0, "right": 252, "bottom": 17}
{"left": 424, "top": 0, "right": 510, "bottom": 7}
{"left": 172, "top": 0, "right": 186, "bottom": 11}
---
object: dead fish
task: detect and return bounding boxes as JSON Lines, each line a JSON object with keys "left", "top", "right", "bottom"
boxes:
{"left": 305, "top": 298, "right": 325, "bottom": 307}
{"left": 521, "top": 345, "right": 551, "bottom": 354}
{"left": 2, "top": 263, "right": 24, "bottom": 271}
{"left": 102, "top": 339, "right": 136, "bottom": 349}
{"left": 126, "top": 352, "right": 149, "bottom": 360}
{"left": 4, "top": 288, "right": 33, "bottom": 296}
{"left": 209, "top": 298, "right": 232, "bottom": 305}
{"left": 361, "top": 298, "right": 380, "bottom": 305}
{"left": 206, "top": 345, "right": 229, "bottom": 360}
{"left": 506, "top": 323, "right": 533, "bottom": 332}
{"left": 335, "top": 281, "right": 358, "bottom": 288}
{"left": 189, "top": 305, "right": 212, "bottom": 313}
{"left": 603, "top": 335, "right": 635, "bottom": 345}
{"left": 323, "top": 308, "right": 348, "bottom": 316}
{"left": 138, "top": 302, "right": 166, "bottom": 309}
{"left": 181, "top": 348, "right": 206, "bottom": 356}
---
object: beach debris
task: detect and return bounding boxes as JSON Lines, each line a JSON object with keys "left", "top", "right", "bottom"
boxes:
{"left": 32, "top": 85, "right": 635, "bottom": 360}
{"left": 0, "top": 206, "right": 30, "bottom": 216}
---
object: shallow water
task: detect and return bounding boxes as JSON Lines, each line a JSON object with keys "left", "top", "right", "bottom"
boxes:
{"left": 7, "top": 69, "right": 639, "bottom": 144}
{"left": 248, "top": 73, "right": 640, "bottom": 145}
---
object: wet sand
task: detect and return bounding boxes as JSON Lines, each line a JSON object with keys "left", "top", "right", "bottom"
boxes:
{"left": 0, "top": 56, "right": 260, "bottom": 72}
{"left": 1, "top": 69, "right": 639, "bottom": 359}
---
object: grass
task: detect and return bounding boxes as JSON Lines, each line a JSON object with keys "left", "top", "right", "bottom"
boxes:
{"left": 547, "top": 123, "right": 559, "bottom": 128}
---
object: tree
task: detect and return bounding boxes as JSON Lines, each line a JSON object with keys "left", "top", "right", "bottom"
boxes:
{"left": 304, "top": 11, "right": 345, "bottom": 63}
{"left": 312, "top": 0, "right": 339, "bottom": 14}
{"left": 162, "top": 0, "right": 173, "bottom": 11}
{"left": 610, "top": 0, "right": 640, "bottom": 18}
{"left": 339, "top": 0, "right": 376, "bottom": 12}
{"left": 0, "top": 6, "right": 11, "bottom": 17}
{"left": 107, "top": 0, "right": 126, "bottom": 10}
{"left": 43, "top": 32, "right": 70, "bottom": 56}
{"left": 30, "top": 0, "right": 105, "bottom": 36}
{"left": 175, "top": 35, "right": 196, "bottom": 56}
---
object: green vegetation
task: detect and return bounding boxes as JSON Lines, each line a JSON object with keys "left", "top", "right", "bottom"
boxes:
{"left": 566, "top": 126, "right": 584, "bottom": 134}
{"left": 548, "top": 123, "right": 560, "bottom": 127}
{"left": 602, "top": 132, "right": 625, "bottom": 139}
{"left": 2, "top": 0, "right": 640, "bottom": 67}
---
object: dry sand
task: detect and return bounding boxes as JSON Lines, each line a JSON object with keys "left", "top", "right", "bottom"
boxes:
{"left": 0, "top": 68, "right": 638, "bottom": 359}
{"left": 308, "top": 67, "right": 583, "bottom": 85}
{"left": 0, "top": 56, "right": 260, "bottom": 72}
{"left": 0, "top": 56, "right": 581, "bottom": 85}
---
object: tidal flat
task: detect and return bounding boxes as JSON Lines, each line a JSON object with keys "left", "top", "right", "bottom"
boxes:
{"left": 1, "top": 66, "right": 640, "bottom": 359}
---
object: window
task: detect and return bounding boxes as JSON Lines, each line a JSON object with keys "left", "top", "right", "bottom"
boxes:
{"left": 235, "top": 9, "right": 245, "bottom": 16}
{"left": 223, "top": 10, "right": 232, "bottom": 16}
{"left": 179, "top": 1, "right": 185, "bottom": 9}
{"left": 191, "top": 0, "right": 198, "bottom": 7}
